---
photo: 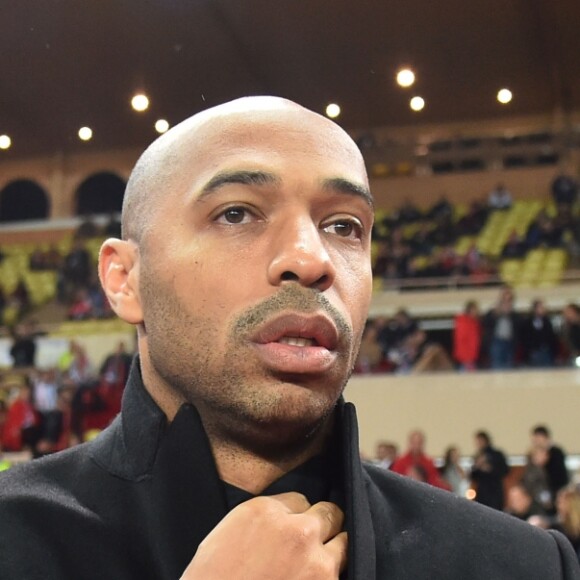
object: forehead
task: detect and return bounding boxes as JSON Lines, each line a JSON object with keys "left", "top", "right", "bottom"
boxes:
{"left": 174, "top": 110, "right": 368, "bottom": 195}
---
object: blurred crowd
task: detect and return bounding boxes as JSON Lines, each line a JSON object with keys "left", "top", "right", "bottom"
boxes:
{"left": 372, "top": 173, "right": 580, "bottom": 284}
{"left": 355, "top": 286, "right": 580, "bottom": 374}
{"left": 0, "top": 215, "right": 121, "bottom": 327}
{"left": 0, "top": 340, "right": 132, "bottom": 457}
{"left": 370, "top": 425, "right": 580, "bottom": 562}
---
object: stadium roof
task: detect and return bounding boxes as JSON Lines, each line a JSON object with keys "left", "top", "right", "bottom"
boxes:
{"left": 1, "top": 0, "right": 580, "bottom": 158}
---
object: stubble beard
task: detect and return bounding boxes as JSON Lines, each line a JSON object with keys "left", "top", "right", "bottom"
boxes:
{"left": 141, "top": 275, "right": 361, "bottom": 456}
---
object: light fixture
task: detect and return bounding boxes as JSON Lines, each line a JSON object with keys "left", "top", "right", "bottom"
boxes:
{"left": 0, "top": 135, "right": 11, "bottom": 150}
{"left": 497, "top": 88, "right": 513, "bottom": 104}
{"left": 131, "top": 93, "right": 150, "bottom": 112}
{"left": 396, "top": 68, "right": 415, "bottom": 88}
{"left": 155, "top": 119, "right": 170, "bottom": 134}
{"left": 78, "top": 127, "right": 93, "bottom": 141}
{"left": 410, "top": 96, "right": 425, "bottom": 112}
{"left": 325, "top": 103, "right": 341, "bottom": 119}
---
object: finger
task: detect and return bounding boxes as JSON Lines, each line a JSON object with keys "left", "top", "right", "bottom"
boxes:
{"left": 324, "top": 531, "right": 348, "bottom": 574}
{"left": 304, "top": 501, "right": 344, "bottom": 542}
{"left": 269, "top": 492, "right": 312, "bottom": 514}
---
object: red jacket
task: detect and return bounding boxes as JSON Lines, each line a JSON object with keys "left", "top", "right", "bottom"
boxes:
{"left": 391, "top": 452, "right": 450, "bottom": 490}
{"left": 1, "top": 399, "right": 38, "bottom": 451}
{"left": 453, "top": 313, "right": 482, "bottom": 365}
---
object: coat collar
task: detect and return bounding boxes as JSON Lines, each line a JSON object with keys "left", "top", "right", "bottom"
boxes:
{"left": 90, "top": 358, "right": 376, "bottom": 579}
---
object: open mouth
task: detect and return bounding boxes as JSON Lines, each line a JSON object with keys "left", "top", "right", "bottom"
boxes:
{"left": 276, "top": 336, "right": 317, "bottom": 347}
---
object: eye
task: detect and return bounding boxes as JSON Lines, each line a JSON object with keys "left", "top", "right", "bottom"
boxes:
{"left": 215, "top": 206, "right": 255, "bottom": 225}
{"left": 322, "top": 218, "right": 364, "bottom": 239}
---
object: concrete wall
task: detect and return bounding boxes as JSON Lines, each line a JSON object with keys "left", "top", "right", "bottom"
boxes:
{"left": 345, "top": 369, "right": 580, "bottom": 458}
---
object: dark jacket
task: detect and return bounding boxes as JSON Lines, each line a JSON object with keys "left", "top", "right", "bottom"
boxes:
{"left": 0, "top": 362, "right": 578, "bottom": 579}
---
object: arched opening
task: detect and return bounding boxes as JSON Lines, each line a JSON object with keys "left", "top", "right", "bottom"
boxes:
{"left": 75, "top": 172, "right": 126, "bottom": 216}
{"left": 0, "top": 180, "right": 50, "bottom": 222}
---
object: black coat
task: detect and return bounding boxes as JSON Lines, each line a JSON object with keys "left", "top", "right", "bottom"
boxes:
{"left": 1, "top": 362, "right": 578, "bottom": 579}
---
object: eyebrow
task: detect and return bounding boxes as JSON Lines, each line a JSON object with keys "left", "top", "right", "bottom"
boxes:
{"left": 199, "top": 170, "right": 281, "bottom": 199}
{"left": 197, "top": 169, "right": 374, "bottom": 209}
{"left": 322, "top": 177, "right": 374, "bottom": 209}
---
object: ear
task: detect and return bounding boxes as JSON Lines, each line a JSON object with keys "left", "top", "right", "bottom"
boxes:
{"left": 99, "top": 238, "right": 143, "bottom": 325}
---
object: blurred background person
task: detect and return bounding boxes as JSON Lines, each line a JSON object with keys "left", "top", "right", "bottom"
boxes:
{"left": 440, "top": 445, "right": 470, "bottom": 497}
{"left": 373, "top": 441, "right": 398, "bottom": 470}
{"left": 505, "top": 483, "right": 548, "bottom": 522}
{"left": 391, "top": 430, "right": 450, "bottom": 490}
{"left": 453, "top": 300, "right": 482, "bottom": 371}
{"left": 531, "top": 425, "right": 570, "bottom": 506}
{"left": 471, "top": 430, "right": 509, "bottom": 510}
{"left": 483, "top": 287, "right": 520, "bottom": 370}
{"left": 520, "top": 299, "right": 558, "bottom": 367}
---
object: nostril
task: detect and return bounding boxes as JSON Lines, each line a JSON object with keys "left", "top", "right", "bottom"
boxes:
{"left": 280, "top": 271, "right": 299, "bottom": 281}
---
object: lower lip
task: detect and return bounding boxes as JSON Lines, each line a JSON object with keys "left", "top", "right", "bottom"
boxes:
{"left": 252, "top": 342, "right": 338, "bottom": 374}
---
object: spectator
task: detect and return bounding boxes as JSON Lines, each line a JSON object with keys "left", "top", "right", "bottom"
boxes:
{"left": 531, "top": 425, "right": 569, "bottom": 505}
{"left": 390, "top": 228, "right": 411, "bottom": 278}
{"left": 373, "top": 441, "right": 398, "bottom": 470}
{"left": 551, "top": 174, "right": 578, "bottom": 209}
{"left": 103, "top": 213, "right": 122, "bottom": 237}
{"left": 31, "top": 368, "right": 63, "bottom": 456}
{"left": 440, "top": 446, "right": 470, "bottom": 497}
{"left": 471, "top": 430, "right": 509, "bottom": 510}
{"left": 457, "top": 199, "right": 489, "bottom": 236}
{"left": 372, "top": 240, "right": 390, "bottom": 278}
{"left": 453, "top": 300, "right": 482, "bottom": 370}
{"left": 426, "top": 195, "right": 453, "bottom": 221}
{"left": 9, "top": 323, "right": 37, "bottom": 368}
{"left": 551, "top": 487, "right": 580, "bottom": 562}
{"left": 561, "top": 303, "right": 580, "bottom": 364}
{"left": 488, "top": 183, "right": 513, "bottom": 210}
{"left": 501, "top": 230, "right": 528, "bottom": 259}
{"left": 409, "top": 223, "right": 434, "bottom": 257}
{"left": 0, "top": 378, "right": 39, "bottom": 452}
{"left": 391, "top": 430, "right": 450, "bottom": 490}
{"left": 29, "top": 248, "right": 47, "bottom": 271}
{"left": 61, "top": 239, "right": 92, "bottom": 302}
{"left": 520, "top": 300, "right": 558, "bottom": 367}
{"left": 521, "top": 446, "right": 554, "bottom": 513}
{"left": 75, "top": 216, "right": 99, "bottom": 239}
{"left": 355, "top": 320, "right": 386, "bottom": 373}
{"left": 68, "top": 288, "right": 94, "bottom": 320}
{"left": 397, "top": 199, "right": 423, "bottom": 224}
{"left": 505, "top": 483, "right": 547, "bottom": 522}
{"left": 99, "top": 341, "right": 133, "bottom": 389}
{"left": 483, "top": 287, "right": 520, "bottom": 369}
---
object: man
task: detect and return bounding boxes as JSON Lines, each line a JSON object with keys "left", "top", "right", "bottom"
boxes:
{"left": 483, "top": 286, "right": 520, "bottom": 369}
{"left": 471, "top": 430, "right": 509, "bottom": 510}
{"left": 0, "top": 97, "right": 578, "bottom": 579}
{"left": 531, "top": 424, "right": 570, "bottom": 504}
{"left": 390, "top": 430, "right": 449, "bottom": 489}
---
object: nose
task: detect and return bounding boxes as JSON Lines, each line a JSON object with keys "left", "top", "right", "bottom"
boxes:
{"left": 267, "top": 216, "right": 336, "bottom": 291}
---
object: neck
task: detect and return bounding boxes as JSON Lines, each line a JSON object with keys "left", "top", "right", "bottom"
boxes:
{"left": 207, "top": 418, "right": 333, "bottom": 495}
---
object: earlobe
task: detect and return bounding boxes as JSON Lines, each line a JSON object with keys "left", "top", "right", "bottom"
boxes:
{"left": 99, "top": 239, "right": 144, "bottom": 325}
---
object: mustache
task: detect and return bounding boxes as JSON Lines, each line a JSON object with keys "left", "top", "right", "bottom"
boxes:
{"left": 231, "top": 284, "right": 352, "bottom": 341}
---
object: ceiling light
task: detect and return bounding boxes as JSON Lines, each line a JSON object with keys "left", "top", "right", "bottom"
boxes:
{"left": 0, "top": 135, "right": 11, "bottom": 150}
{"left": 396, "top": 68, "right": 415, "bottom": 88}
{"left": 410, "top": 96, "right": 425, "bottom": 112}
{"left": 78, "top": 127, "right": 93, "bottom": 141}
{"left": 326, "top": 103, "right": 341, "bottom": 118}
{"left": 155, "top": 119, "right": 169, "bottom": 134}
{"left": 497, "top": 88, "right": 513, "bottom": 104}
{"left": 131, "top": 93, "right": 150, "bottom": 112}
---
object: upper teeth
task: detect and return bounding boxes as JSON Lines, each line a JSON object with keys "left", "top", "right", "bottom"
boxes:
{"left": 278, "top": 337, "right": 315, "bottom": 347}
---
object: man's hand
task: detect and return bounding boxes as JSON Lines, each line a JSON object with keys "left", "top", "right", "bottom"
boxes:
{"left": 181, "top": 492, "right": 347, "bottom": 580}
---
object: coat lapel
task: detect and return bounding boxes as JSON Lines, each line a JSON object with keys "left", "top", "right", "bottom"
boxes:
{"left": 341, "top": 401, "right": 377, "bottom": 580}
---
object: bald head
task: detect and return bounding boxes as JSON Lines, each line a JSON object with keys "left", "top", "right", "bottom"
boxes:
{"left": 122, "top": 96, "right": 367, "bottom": 245}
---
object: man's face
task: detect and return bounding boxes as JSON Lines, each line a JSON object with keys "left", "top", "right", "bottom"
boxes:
{"left": 135, "top": 108, "right": 373, "bottom": 450}
{"left": 408, "top": 431, "right": 424, "bottom": 454}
